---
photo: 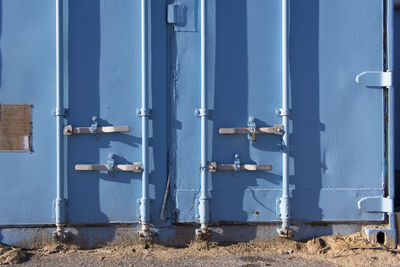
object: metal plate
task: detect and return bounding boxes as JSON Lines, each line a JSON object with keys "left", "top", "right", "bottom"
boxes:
{"left": 0, "top": 104, "right": 32, "bottom": 151}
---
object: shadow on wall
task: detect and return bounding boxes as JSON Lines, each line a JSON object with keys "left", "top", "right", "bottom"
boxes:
{"left": 290, "top": 0, "right": 323, "bottom": 221}
{"left": 67, "top": 0, "right": 113, "bottom": 245}
{"left": 210, "top": 0, "right": 253, "bottom": 224}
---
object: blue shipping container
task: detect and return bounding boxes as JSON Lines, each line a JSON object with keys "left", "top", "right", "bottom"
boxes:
{"left": 0, "top": 0, "right": 397, "bottom": 248}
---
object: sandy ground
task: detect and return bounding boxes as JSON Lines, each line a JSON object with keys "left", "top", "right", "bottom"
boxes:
{"left": 2, "top": 232, "right": 400, "bottom": 266}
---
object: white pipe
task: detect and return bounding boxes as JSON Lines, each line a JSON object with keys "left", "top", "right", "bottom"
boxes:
{"left": 279, "top": 0, "right": 291, "bottom": 237}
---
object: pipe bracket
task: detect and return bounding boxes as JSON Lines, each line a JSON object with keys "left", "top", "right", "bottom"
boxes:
{"left": 52, "top": 107, "right": 68, "bottom": 117}
{"left": 137, "top": 108, "right": 152, "bottom": 117}
{"left": 195, "top": 108, "right": 209, "bottom": 117}
{"left": 277, "top": 108, "right": 290, "bottom": 117}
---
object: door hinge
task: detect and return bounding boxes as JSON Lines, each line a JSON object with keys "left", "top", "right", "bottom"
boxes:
{"left": 356, "top": 71, "right": 393, "bottom": 88}
{"left": 358, "top": 196, "right": 393, "bottom": 213}
{"left": 167, "top": 3, "right": 185, "bottom": 25}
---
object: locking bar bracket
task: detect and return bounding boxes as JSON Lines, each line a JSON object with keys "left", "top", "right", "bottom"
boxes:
{"left": 356, "top": 71, "right": 393, "bottom": 88}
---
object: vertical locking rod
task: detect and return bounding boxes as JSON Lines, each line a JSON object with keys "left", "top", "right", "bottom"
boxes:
{"left": 54, "top": 0, "right": 67, "bottom": 240}
{"left": 386, "top": 0, "right": 396, "bottom": 243}
{"left": 196, "top": 0, "right": 210, "bottom": 239}
{"left": 139, "top": 0, "right": 151, "bottom": 239}
{"left": 278, "top": 0, "right": 291, "bottom": 237}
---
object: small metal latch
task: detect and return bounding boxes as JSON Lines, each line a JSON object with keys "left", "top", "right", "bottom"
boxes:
{"left": 90, "top": 116, "right": 98, "bottom": 134}
{"left": 248, "top": 117, "right": 256, "bottom": 141}
{"left": 356, "top": 71, "right": 393, "bottom": 88}
{"left": 234, "top": 154, "right": 241, "bottom": 172}
{"left": 107, "top": 153, "right": 115, "bottom": 172}
{"left": 208, "top": 154, "right": 272, "bottom": 173}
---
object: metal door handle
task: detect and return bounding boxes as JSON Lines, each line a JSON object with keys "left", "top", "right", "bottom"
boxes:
{"left": 75, "top": 163, "right": 143, "bottom": 172}
{"left": 64, "top": 125, "right": 130, "bottom": 136}
{"left": 219, "top": 125, "right": 283, "bottom": 135}
{"left": 207, "top": 154, "right": 272, "bottom": 173}
{"left": 208, "top": 162, "right": 272, "bottom": 172}
{"left": 63, "top": 116, "right": 130, "bottom": 136}
{"left": 75, "top": 153, "right": 143, "bottom": 173}
{"left": 219, "top": 117, "right": 283, "bottom": 141}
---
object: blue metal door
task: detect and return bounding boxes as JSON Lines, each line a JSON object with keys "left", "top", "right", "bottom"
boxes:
{"left": 0, "top": 0, "right": 169, "bottom": 227}
{"left": 172, "top": 0, "right": 386, "bottom": 224}
{"left": 66, "top": 0, "right": 168, "bottom": 225}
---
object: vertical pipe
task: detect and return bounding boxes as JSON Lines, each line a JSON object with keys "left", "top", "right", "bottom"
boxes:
{"left": 198, "top": 0, "right": 209, "bottom": 236}
{"left": 386, "top": 0, "right": 395, "bottom": 237}
{"left": 279, "top": 0, "right": 291, "bottom": 236}
{"left": 55, "top": 0, "right": 66, "bottom": 237}
{"left": 140, "top": 0, "right": 150, "bottom": 236}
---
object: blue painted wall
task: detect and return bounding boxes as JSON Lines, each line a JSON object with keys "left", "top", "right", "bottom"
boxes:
{"left": 0, "top": 0, "right": 57, "bottom": 225}
{"left": 0, "top": 0, "right": 388, "bottom": 230}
